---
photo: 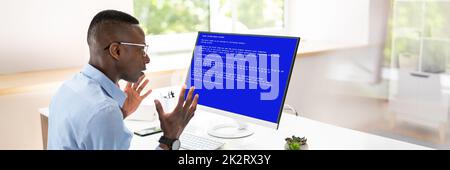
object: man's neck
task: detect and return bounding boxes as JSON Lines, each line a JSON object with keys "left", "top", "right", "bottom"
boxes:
{"left": 88, "top": 61, "right": 119, "bottom": 84}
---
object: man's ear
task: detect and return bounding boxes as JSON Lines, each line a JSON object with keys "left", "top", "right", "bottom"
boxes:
{"left": 109, "top": 43, "right": 121, "bottom": 61}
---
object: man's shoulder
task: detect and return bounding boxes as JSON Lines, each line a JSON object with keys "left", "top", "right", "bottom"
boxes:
{"left": 58, "top": 73, "right": 113, "bottom": 101}
{"left": 61, "top": 73, "right": 101, "bottom": 94}
{"left": 51, "top": 73, "right": 120, "bottom": 116}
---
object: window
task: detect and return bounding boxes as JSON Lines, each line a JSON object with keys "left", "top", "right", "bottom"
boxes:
{"left": 211, "top": 0, "right": 284, "bottom": 32}
{"left": 385, "top": 0, "right": 450, "bottom": 74}
{"left": 133, "top": 0, "right": 286, "bottom": 54}
{"left": 133, "top": 0, "right": 210, "bottom": 35}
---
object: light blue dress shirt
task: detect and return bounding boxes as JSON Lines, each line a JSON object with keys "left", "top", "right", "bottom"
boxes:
{"left": 47, "top": 64, "right": 132, "bottom": 150}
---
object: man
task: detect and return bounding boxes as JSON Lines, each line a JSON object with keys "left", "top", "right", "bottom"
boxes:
{"left": 47, "top": 9, "right": 199, "bottom": 150}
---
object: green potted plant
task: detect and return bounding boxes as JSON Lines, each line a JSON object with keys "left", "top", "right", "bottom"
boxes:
{"left": 285, "top": 136, "right": 308, "bottom": 150}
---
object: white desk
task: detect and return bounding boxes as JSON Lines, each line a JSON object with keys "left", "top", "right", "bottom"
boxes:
{"left": 39, "top": 106, "right": 432, "bottom": 150}
{"left": 39, "top": 85, "right": 432, "bottom": 150}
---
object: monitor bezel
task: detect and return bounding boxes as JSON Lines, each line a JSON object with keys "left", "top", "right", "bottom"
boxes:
{"left": 184, "top": 31, "right": 300, "bottom": 129}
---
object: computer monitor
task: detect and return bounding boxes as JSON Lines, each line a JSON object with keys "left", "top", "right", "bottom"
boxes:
{"left": 185, "top": 31, "right": 300, "bottom": 138}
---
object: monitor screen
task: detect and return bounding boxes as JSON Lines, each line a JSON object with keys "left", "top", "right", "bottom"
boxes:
{"left": 186, "top": 32, "right": 300, "bottom": 128}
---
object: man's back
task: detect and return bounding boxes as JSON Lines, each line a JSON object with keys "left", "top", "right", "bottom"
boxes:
{"left": 47, "top": 65, "right": 132, "bottom": 150}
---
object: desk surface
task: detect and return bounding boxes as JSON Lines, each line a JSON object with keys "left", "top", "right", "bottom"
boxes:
{"left": 39, "top": 86, "right": 432, "bottom": 150}
{"left": 39, "top": 107, "right": 432, "bottom": 150}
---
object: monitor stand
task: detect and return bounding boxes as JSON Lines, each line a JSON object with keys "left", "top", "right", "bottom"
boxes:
{"left": 207, "top": 120, "right": 254, "bottom": 139}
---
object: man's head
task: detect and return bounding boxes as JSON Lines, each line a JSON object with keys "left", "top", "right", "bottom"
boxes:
{"left": 87, "top": 10, "right": 150, "bottom": 83}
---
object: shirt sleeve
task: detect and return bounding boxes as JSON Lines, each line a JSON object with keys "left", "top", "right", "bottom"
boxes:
{"left": 81, "top": 103, "right": 133, "bottom": 150}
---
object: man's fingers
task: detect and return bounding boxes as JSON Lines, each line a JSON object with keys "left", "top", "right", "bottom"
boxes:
{"left": 123, "top": 82, "right": 132, "bottom": 92}
{"left": 137, "top": 79, "right": 149, "bottom": 93}
{"left": 187, "top": 94, "right": 199, "bottom": 120}
{"left": 154, "top": 99, "right": 165, "bottom": 116}
{"left": 176, "top": 85, "right": 187, "bottom": 109}
{"left": 186, "top": 94, "right": 198, "bottom": 124}
{"left": 126, "top": 82, "right": 132, "bottom": 88}
{"left": 183, "top": 86, "right": 195, "bottom": 112}
{"left": 133, "top": 75, "right": 145, "bottom": 90}
{"left": 142, "top": 89, "right": 152, "bottom": 99}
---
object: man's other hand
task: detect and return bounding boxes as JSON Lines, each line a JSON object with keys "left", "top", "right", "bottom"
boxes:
{"left": 154, "top": 85, "right": 199, "bottom": 140}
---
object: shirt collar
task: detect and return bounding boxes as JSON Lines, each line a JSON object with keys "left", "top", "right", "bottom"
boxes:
{"left": 81, "top": 64, "right": 126, "bottom": 108}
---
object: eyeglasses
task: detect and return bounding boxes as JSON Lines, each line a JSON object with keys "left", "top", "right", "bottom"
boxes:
{"left": 104, "top": 41, "right": 149, "bottom": 57}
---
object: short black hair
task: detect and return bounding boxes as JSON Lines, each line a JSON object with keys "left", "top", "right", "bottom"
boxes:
{"left": 87, "top": 9, "right": 139, "bottom": 45}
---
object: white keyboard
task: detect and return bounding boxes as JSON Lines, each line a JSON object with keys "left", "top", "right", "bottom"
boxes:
{"left": 180, "top": 132, "right": 225, "bottom": 150}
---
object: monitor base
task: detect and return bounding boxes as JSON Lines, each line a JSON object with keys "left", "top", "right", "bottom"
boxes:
{"left": 207, "top": 121, "right": 254, "bottom": 139}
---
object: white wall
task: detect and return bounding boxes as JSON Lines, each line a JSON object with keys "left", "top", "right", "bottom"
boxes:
{"left": 283, "top": 1, "right": 392, "bottom": 130}
{"left": 0, "top": 0, "right": 390, "bottom": 74}
{"left": 287, "top": 0, "right": 370, "bottom": 44}
{"left": 0, "top": 0, "right": 133, "bottom": 74}
{"left": 287, "top": 0, "right": 391, "bottom": 83}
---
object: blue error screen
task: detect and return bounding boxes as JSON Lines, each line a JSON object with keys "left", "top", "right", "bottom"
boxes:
{"left": 186, "top": 32, "right": 299, "bottom": 124}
